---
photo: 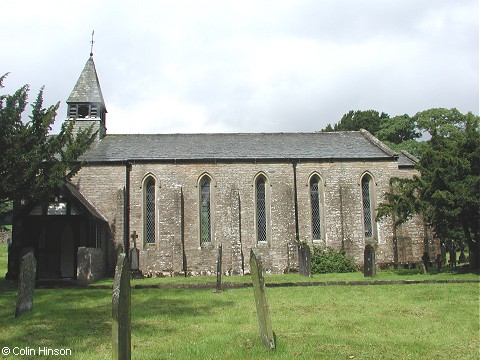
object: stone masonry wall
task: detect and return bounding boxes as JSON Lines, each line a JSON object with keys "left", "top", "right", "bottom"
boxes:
{"left": 72, "top": 158, "right": 432, "bottom": 275}
{"left": 73, "top": 164, "right": 125, "bottom": 274}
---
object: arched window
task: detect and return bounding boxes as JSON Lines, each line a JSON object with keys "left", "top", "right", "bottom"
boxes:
{"left": 361, "top": 174, "right": 374, "bottom": 238}
{"left": 200, "top": 176, "right": 211, "bottom": 244}
{"left": 144, "top": 177, "right": 156, "bottom": 244}
{"left": 256, "top": 175, "right": 268, "bottom": 242}
{"left": 310, "top": 175, "right": 322, "bottom": 241}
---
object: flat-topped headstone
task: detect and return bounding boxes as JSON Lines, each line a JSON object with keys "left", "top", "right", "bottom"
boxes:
{"left": 364, "top": 244, "right": 376, "bottom": 277}
{"left": 298, "top": 243, "right": 312, "bottom": 277}
{"left": 250, "top": 249, "right": 275, "bottom": 350}
{"left": 15, "top": 251, "right": 37, "bottom": 317}
{"left": 215, "top": 243, "right": 223, "bottom": 293}
{"left": 112, "top": 254, "right": 131, "bottom": 360}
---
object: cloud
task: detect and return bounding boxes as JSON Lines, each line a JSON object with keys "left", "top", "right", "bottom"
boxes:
{"left": 2, "top": 0, "right": 478, "bottom": 135}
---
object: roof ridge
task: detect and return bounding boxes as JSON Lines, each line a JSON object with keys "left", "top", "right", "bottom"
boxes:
{"left": 400, "top": 150, "right": 419, "bottom": 163}
{"left": 101, "top": 131, "right": 364, "bottom": 136}
{"left": 359, "top": 129, "right": 398, "bottom": 157}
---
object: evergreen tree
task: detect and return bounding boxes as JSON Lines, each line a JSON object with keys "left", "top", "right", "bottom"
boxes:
{"left": 378, "top": 108, "right": 480, "bottom": 269}
{"left": 0, "top": 74, "right": 95, "bottom": 223}
{"left": 332, "top": 110, "right": 390, "bottom": 134}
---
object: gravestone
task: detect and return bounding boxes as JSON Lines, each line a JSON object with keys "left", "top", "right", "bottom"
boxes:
{"left": 15, "top": 252, "right": 37, "bottom": 317}
{"left": 448, "top": 250, "right": 457, "bottom": 267}
{"left": 435, "top": 254, "right": 443, "bottom": 272}
{"left": 112, "top": 254, "right": 131, "bottom": 360}
{"left": 250, "top": 249, "right": 275, "bottom": 350}
{"left": 363, "top": 244, "right": 376, "bottom": 277}
{"left": 129, "top": 231, "right": 143, "bottom": 279}
{"left": 215, "top": 243, "right": 223, "bottom": 293}
{"left": 418, "top": 262, "right": 427, "bottom": 274}
{"left": 421, "top": 252, "right": 430, "bottom": 274}
{"left": 298, "top": 243, "right": 312, "bottom": 277}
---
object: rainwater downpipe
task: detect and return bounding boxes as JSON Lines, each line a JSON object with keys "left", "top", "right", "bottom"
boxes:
{"left": 124, "top": 161, "right": 132, "bottom": 258}
{"left": 291, "top": 159, "right": 300, "bottom": 243}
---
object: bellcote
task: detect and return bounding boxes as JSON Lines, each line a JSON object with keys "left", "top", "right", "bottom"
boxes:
{"left": 67, "top": 56, "right": 107, "bottom": 139}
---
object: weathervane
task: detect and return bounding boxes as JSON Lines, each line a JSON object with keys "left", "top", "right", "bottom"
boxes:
{"left": 90, "top": 30, "right": 95, "bottom": 57}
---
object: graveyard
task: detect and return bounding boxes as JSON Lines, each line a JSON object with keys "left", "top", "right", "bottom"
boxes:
{"left": 1, "top": 243, "right": 479, "bottom": 359}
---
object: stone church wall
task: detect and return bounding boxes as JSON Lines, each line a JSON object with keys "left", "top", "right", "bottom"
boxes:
{"left": 72, "top": 158, "right": 432, "bottom": 275}
{"left": 73, "top": 164, "right": 126, "bottom": 274}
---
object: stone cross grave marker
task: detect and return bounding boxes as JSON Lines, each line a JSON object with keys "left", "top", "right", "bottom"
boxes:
{"left": 364, "top": 244, "right": 376, "bottom": 277}
{"left": 215, "top": 243, "right": 223, "bottom": 293}
{"left": 250, "top": 249, "right": 276, "bottom": 350}
{"left": 112, "top": 254, "right": 131, "bottom": 360}
{"left": 15, "top": 251, "right": 37, "bottom": 317}
{"left": 129, "top": 231, "right": 139, "bottom": 271}
{"left": 298, "top": 243, "right": 312, "bottom": 277}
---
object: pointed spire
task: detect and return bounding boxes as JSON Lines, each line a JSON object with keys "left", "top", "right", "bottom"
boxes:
{"left": 66, "top": 56, "right": 106, "bottom": 108}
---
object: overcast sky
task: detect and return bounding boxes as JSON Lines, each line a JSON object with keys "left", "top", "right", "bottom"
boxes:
{"left": 2, "top": 0, "right": 479, "bottom": 134}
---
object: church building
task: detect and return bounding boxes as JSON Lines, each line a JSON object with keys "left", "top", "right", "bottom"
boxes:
{"left": 7, "top": 54, "right": 439, "bottom": 282}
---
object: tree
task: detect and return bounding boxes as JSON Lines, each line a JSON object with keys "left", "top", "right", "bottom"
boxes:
{"left": 328, "top": 110, "right": 390, "bottom": 134}
{"left": 378, "top": 108, "right": 480, "bottom": 270}
{"left": 0, "top": 74, "right": 95, "bottom": 223}
{"left": 321, "top": 110, "right": 423, "bottom": 155}
{"left": 375, "top": 114, "right": 420, "bottom": 144}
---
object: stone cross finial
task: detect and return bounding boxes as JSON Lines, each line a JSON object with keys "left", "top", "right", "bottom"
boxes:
{"left": 131, "top": 231, "right": 138, "bottom": 249}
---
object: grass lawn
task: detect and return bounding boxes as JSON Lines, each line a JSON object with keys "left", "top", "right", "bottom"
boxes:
{"left": 0, "top": 244, "right": 479, "bottom": 359}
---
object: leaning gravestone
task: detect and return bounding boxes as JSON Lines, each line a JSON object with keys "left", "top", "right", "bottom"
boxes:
{"left": 298, "top": 243, "right": 312, "bottom": 277}
{"left": 15, "top": 252, "right": 37, "bottom": 317}
{"left": 364, "top": 244, "right": 376, "bottom": 277}
{"left": 215, "top": 243, "right": 223, "bottom": 293}
{"left": 112, "top": 254, "right": 131, "bottom": 360}
{"left": 418, "top": 262, "right": 428, "bottom": 274}
{"left": 250, "top": 249, "right": 275, "bottom": 350}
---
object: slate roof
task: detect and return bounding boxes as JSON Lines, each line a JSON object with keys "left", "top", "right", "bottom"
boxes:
{"left": 397, "top": 150, "right": 418, "bottom": 168}
{"left": 66, "top": 56, "right": 106, "bottom": 107}
{"left": 79, "top": 130, "right": 398, "bottom": 163}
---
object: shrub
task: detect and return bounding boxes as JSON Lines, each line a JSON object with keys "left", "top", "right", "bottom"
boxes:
{"left": 311, "top": 247, "right": 358, "bottom": 274}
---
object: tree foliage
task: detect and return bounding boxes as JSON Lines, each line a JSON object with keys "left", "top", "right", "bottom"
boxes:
{"left": 322, "top": 109, "right": 422, "bottom": 155}
{"left": 377, "top": 108, "right": 480, "bottom": 269}
{"left": 322, "top": 110, "right": 390, "bottom": 135}
{"left": 0, "top": 74, "right": 95, "bottom": 222}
